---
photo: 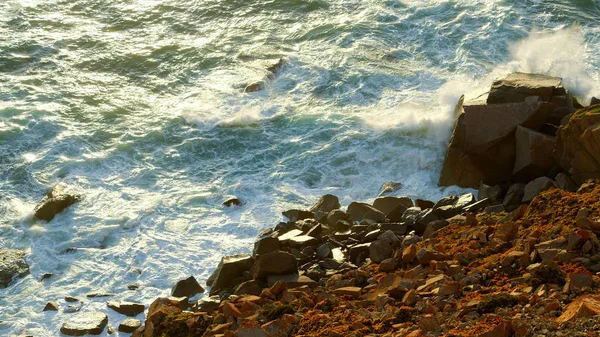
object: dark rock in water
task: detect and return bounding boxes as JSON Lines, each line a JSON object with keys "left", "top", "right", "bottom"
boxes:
{"left": 310, "top": 194, "right": 341, "bottom": 217}
{"left": 266, "top": 57, "right": 285, "bottom": 78}
{"left": 118, "top": 318, "right": 141, "bottom": 333}
{"left": 207, "top": 254, "right": 254, "bottom": 295}
{"left": 378, "top": 182, "right": 402, "bottom": 196}
{"left": 41, "top": 273, "right": 53, "bottom": 281}
{"left": 0, "top": 249, "right": 29, "bottom": 288}
{"left": 253, "top": 237, "right": 280, "bottom": 257}
{"left": 127, "top": 284, "right": 140, "bottom": 290}
{"left": 86, "top": 293, "right": 115, "bottom": 298}
{"left": 222, "top": 197, "right": 242, "bottom": 207}
{"left": 372, "top": 196, "right": 413, "bottom": 217}
{"left": 171, "top": 275, "right": 205, "bottom": 298}
{"left": 34, "top": 183, "right": 81, "bottom": 222}
{"left": 43, "top": 302, "right": 59, "bottom": 311}
{"left": 478, "top": 183, "right": 503, "bottom": 202}
{"left": 107, "top": 301, "right": 145, "bottom": 317}
{"left": 347, "top": 202, "right": 385, "bottom": 223}
{"left": 244, "top": 58, "right": 286, "bottom": 93}
{"left": 251, "top": 250, "right": 297, "bottom": 280}
{"left": 487, "top": 72, "right": 562, "bottom": 104}
{"left": 282, "top": 209, "right": 314, "bottom": 222}
{"left": 244, "top": 80, "right": 266, "bottom": 93}
{"left": 65, "top": 296, "right": 80, "bottom": 302}
{"left": 60, "top": 312, "right": 108, "bottom": 336}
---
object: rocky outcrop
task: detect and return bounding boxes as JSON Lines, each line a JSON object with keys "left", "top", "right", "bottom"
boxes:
{"left": 554, "top": 105, "right": 600, "bottom": 184}
{"left": 60, "top": 312, "right": 108, "bottom": 336}
{"left": 244, "top": 58, "right": 286, "bottom": 93}
{"left": 439, "top": 73, "right": 576, "bottom": 188}
{"left": 0, "top": 249, "right": 29, "bottom": 288}
{"left": 34, "top": 183, "right": 81, "bottom": 221}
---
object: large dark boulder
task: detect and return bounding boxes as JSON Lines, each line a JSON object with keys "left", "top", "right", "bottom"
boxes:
{"left": 513, "top": 126, "right": 556, "bottom": 181}
{"left": 0, "top": 249, "right": 29, "bottom": 288}
{"left": 487, "top": 72, "right": 562, "bottom": 104}
{"left": 310, "top": 194, "right": 341, "bottom": 221}
{"left": 554, "top": 105, "right": 600, "bottom": 184}
{"left": 372, "top": 196, "right": 413, "bottom": 218}
{"left": 347, "top": 202, "right": 385, "bottom": 223}
{"left": 206, "top": 254, "right": 254, "bottom": 295}
{"left": 60, "top": 312, "right": 108, "bottom": 336}
{"left": 34, "top": 184, "right": 81, "bottom": 221}
{"left": 251, "top": 251, "right": 297, "bottom": 280}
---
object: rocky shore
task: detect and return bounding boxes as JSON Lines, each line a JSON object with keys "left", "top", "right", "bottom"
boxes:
{"left": 5, "top": 72, "right": 600, "bottom": 336}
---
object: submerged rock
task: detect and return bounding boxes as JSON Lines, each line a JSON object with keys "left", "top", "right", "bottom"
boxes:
{"left": 60, "top": 312, "right": 108, "bottom": 336}
{"left": 34, "top": 183, "right": 81, "bottom": 222}
{"left": 0, "top": 249, "right": 29, "bottom": 288}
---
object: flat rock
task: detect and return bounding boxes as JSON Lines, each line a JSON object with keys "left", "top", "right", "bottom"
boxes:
{"left": 34, "top": 183, "right": 81, "bottom": 222}
{"left": 60, "top": 312, "right": 108, "bottom": 336}
{"left": 107, "top": 301, "right": 145, "bottom": 316}
{"left": 118, "top": 318, "right": 141, "bottom": 333}
{"left": 487, "top": 72, "right": 562, "bottom": 104}
{"left": 0, "top": 249, "right": 29, "bottom": 288}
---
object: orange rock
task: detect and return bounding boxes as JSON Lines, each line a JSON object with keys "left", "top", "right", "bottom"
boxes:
{"left": 221, "top": 302, "right": 242, "bottom": 318}
{"left": 405, "top": 330, "right": 423, "bottom": 337}
{"left": 418, "top": 314, "right": 440, "bottom": 333}
{"left": 261, "top": 318, "right": 294, "bottom": 337}
{"left": 333, "top": 287, "right": 362, "bottom": 298}
{"left": 556, "top": 296, "right": 600, "bottom": 323}
{"left": 402, "top": 244, "right": 417, "bottom": 264}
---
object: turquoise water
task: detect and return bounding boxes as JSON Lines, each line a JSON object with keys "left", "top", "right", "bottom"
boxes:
{"left": 1, "top": 0, "right": 600, "bottom": 335}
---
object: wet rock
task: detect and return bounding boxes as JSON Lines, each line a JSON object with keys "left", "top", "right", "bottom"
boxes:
{"left": 171, "top": 275, "right": 205, "bottom": 298}
{"left": 60, "top": 312, "right": 108, "bottom": 336}
{"left": 107, "top": 301, "right": 145, "bottom": 317}
{"left": 34, "top": 183, "right": 81, "bottom": 222}
{"left": 487, "top": 72, "right": 562, "bottom": 104}
{"left": 43, "top": 302, "right": 59, "bottom": 311}
{"left": 118, "top": 318, "right": 141, "bottom": 333}
{"left": 251, "top": 251, "right": 297, "bottom": 280}
{"left": 0, "top": 249, "right": 29, "bottom": 288}
{"left": 223, "top": 197, "right": 242, "bottom": 207}
{"left": 378, "top": 181, "right": 403, "bottom": 196}
{"left": 207, "top": 254, "right": 254, "bottom": 295}
{"left": 522, "top": 177, "right": 555, "bottom": 203}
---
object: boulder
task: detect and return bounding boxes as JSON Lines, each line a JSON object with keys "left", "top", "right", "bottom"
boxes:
{"left": 326, "top": 209, "right": 350, "bottom": 228}
{"left": 223, "top": 197, "right": 242, "bottom": 207}
{"left": 555, "top": 173, "right": 578, "bottom": 192}
{"left": 487, "top": 72, "right": 562, "bottom": 104}
{"left": 347, "top": 202, "right": 385, "bottom": 223}
{"left": 591, "top": 97, "right": 600, "bottom": 105}
{"left": 522, "top": 177, "right": 555, "bottom": 203}
{"left": 43, "top": 302, "right": 59, "bottom": 311}
{"left": 513, "top": 126, "right": 557, "bottom": 181}
{"left": 234, "top": 280, "right": 264, "bottom": 296}
{"left": 251, "top": 251, "right": 297, "bottom": 280}
{"left": 118, "top": 318, "right": 141, "bottom": 333}
{"left": 171, "top": 275, "right": 205, "bottom": 298}
{"left": 369, "top": 240, "right": 392, "bottom": 264}
{"left": 107, "top": 301, "right": 145, "bottom": 316}
{"left": 378, "top": 181, "right": 403, "bottom": 196}
{"left": 478, "top": 183, "right": 503, "bottom": 202}
{"left": 423, "top": 220, "right": 449, "bottom": 239}
{"left": 372, "top": 196, "right": 413, "bottom": 217}
{"left": 310, "top": 194, "right": 340, "bottom": 215}
{"left": 503, "top": 183, "right": 525, "bottom": 210}
{"left": 34, "top": 183, "right": 81, "bottom": 221}
{"left": 266, "top": 274, "right": 317, "bottom": 288}
{"left": 0, "top": 249, "right": 29, "bottom": 288}
{"left": 207, "top": 254, "right": 254, "bottom": 295}
{"left": 282, "top": 209, "right": 313, "bottom": 222}
{"left": 253, "top": 237, "right": 281, "bottom": 257}
{"left": 60, "top": 312, "right": 108, "bottom": 336}
{"left": 554, "top": 105, "right": 600, "bottom": 184}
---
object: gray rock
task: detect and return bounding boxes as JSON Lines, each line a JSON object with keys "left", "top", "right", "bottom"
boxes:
{"left": 171, "top": 275, "right": 204, "bottom": 298}
{"left": 369, "top": 240, "right": 392, "bottom": 263}
{"left": 60, "top": 312, "right": 108, "bottom": 336}
{"left": 555, "top": 173, "right": 578, "bottom": 192}
{"left": 372, "top": 196, "right": 413, "bottom": 216}
{"left": 523, "top": 177, "right": 556, "bottom": 203}
{"left": 0, "top": 249, "right": 29, "bottom": 288}
{"left": 316, "top": 243, "right": 332, "bottom": 259}
{"left": 400, "top": 207, "right": 422, "bottom": 226}
{"left": 513, "top": 126, "right": 556, "bottom": 181}
{"left": 478, "top": 183, "right": 503, "bottom": 202}
{"left": 503, "top": 183, "right": 526, "bottom": 210}
{"left": 34, "top": 184, "right": 81, "bottom": 222}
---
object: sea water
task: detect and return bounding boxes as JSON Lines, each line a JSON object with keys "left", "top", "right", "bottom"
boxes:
{"left": 1, "top": 0, "right": 600, "bottom": 335}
